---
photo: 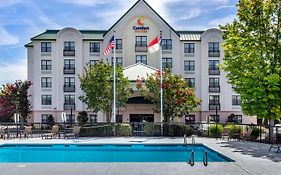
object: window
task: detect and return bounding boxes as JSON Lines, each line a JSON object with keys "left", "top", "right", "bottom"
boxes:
{"left": 41, "top": 95, "right": 52, "bottom": 105}
{"left": 184, "top": 60, "right": 195, "bottom": 71}
{"left": 162, "top": 39, "right": 172, "bottom": 50}
{"left": 41, "top": 114, "right": 51, "bottom": 123}
{"left": 208, "top": 42, "right": 219, "bottom": 52}
{"left": 209, "top": 115, "right": 220, "bottom": 123}
{"left": 41, "top": 60, "right": 51, "bottom": 70}
{"left": 90, "top": 114, "right": 97, "bottom": 123}
{"left": 64, "top": 95, "right": 75, "bottom": 110}
{"left": 65, "top": 114, "right": 75, "bottom": 123}
{"left": 162, "top": 58, "right": 172, "bottom": 69}
{"left": 64, "top": 77, "right": 75, "bottom": 87}
{"left": 209, "top": 78, "right": 219, "bottom": 87}
{"left": 185, "top": 78, "right": 195, "bottom": 88}
{"left": 184, "top": 43, "right": 195, "bottom": 53}
{"left": 136, "top": 55, "right": 147, "bottom": 65}
{"left": 209, "top": 60, "right": 220, "bottom": 75}
{"left": 116, "top": 39, "right": 122, "bottom": 50}
{"left": 116, "top": 115, "right": 123, "bottom": 123}
{"left": 111, "top": 57, "right": 123, "bottom": 66}
{"left": 64, "top": 59, "right": 75, "bottom": 69}
{"left": 209, "top": 95, "right": 219, "bottom": 104}
{"left": 65, "top": 95, "right": 75, "bottom": 104}
{"left": 232, "top": 95, "right": 241, "bottom": 105}
{"left": 41, "top": 77, "right": 52, "bottom": 88}
{"left": 209, "top": 60, "right": 219, "bottom": 70}
{"left": 89, "top": 60, "right": 100, "bottom": 67}
{"left": 64, "top": 77, "right": 75, "bottom": 92}
{"left": 89, "top": 42, "right": 100, "bottom": 53}
{"left": 64, "top": 41, "right": 75, "bottom": 51}
{"left": 227, "top": 114, "right": 242, "bottom": 124}
{"left": 41, "top": 42, "right": 51, "bottom": 52}
{"left": 135, "top": 36, "right": 147, "bottom": 47}
{"left": 185, "top": 115, "right": 195, "bottom": 123}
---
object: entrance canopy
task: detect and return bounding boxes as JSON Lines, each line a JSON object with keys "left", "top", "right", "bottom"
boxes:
{"left": 123, "top": 62, "right": 157, "bottom": 81}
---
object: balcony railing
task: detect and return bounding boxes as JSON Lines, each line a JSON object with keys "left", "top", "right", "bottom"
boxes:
{"left": 63, "top": 50, "right": 75, "bottom": 56}
{"left": 209, "top": 103, "right": 220, "bottom": 110}
{"left": 209, "top": 86, "right": 220, "bottom": 92}
{"left": 64, "top": 85, "right": 75, "bottom": 92}
{"left": 208, "top": 69, "right": 220, "bottom": 75}
{"left": 63, "top": 67, "right": 75, "bottom": 74}
{"left": 135, "top": 45, "right": 147, "bottom": 52}
{"left": 208, "top": 50, "right": 220, "bottom": 57}
{"left": 64, "top": 103, "right": 75, "bottom": 110}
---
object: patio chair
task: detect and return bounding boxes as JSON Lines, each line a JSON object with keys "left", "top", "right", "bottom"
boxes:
{"left": 269, "top": 144, "right": 280, "bottom": 153}
{"left": 221, "top": 127, "right": 230, "bottom": 140}
{"left": 64, "top": 126, "right": 81, "bottom": 139}
{"left": 42, "top": 125, "right": 59, "bottom": 139}
{"left": 23, "top": 126, "right": 32, "bottom": 138}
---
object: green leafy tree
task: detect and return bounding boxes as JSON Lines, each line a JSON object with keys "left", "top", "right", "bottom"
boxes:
{"left": 221, "top": 0, "right": 281, "bottom": 142}
{"left": 79, "top": 63, "right": 132, "bottom": 122}
{"left": 137, "top": 69, "right": 201, "bottom": 122}
{"left": 0, "top": 80, "right": 32, "bottom": 122}
{"left": 77, "top": 111, "right": 88, "bottom": 125}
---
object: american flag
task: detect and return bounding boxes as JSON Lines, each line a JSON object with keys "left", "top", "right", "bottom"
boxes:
{"left": 103, "top": 35, "right": 115, "bottom": 56}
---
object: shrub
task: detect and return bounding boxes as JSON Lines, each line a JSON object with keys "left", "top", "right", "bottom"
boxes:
{"left": 209, "top": 124, "right": 223, "bottom": 137}
{"left": 144, "top": 123, "right": 161, "bottom": 136}
{"left": 77, "top": 111, "right": 88, "bottom": 126}
{"left": 226, "top": 124, "right": 242, "bottom": 137}
{"left": 163, "top": 124, "right": 192, "bottom": 137}
{"left": 115, "top": 123, "right": 132, "bottom": 136}
{"left": 80, "top": 124, "right": 113, "bottom": 137}
{"left": 250, "top": 127, "right": 260, "bottom": 140}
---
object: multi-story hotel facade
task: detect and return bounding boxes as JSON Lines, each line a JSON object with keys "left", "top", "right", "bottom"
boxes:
{"left": 25, "top": 0, "right": 256, "bottom": 124}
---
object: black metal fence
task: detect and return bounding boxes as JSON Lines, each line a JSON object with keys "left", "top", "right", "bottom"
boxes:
{"left": 0, "top": 122, "right": 280, "bottom": 143}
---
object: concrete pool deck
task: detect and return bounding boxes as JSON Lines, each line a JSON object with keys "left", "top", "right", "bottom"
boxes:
{"left": 0, "top": 137, "right": 280, "bottom": 175}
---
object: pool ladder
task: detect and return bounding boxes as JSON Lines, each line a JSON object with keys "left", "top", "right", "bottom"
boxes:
{"left": 203, "top": 150, "right": 208, "bottom": 166}
{"left": 188, "top": 150, "right": 195, "bottom": 166}
{"left": 183, "top": 134, "right": 195, "bottom": 144}
{"left": 188, "top": 150, "right": 208, "bottom": 167}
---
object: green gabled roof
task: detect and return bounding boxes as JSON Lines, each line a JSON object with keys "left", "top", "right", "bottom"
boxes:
{"left": 177, "top": 31, "right": 204, "bottom": 41}
{"left": 24, "top": 42, "right": 33, "bottom": 47}
{"left": 31, "top": 30, "right": 107, "bottom": 41}
{"left": 103, "top": 0, "right": 180, "bottom": 37}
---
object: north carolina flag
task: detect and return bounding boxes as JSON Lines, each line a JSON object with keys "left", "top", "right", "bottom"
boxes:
{"left": 147, "top": 35, "right": 161, "bottom": 54}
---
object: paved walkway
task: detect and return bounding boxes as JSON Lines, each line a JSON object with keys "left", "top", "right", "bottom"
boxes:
{"left": 0, "top": 137, "right": 280, "bottom": 175}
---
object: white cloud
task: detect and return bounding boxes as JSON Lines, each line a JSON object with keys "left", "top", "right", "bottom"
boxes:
{"left": 0, "top": 0, "right": 22, "bottom": 7}
{"left": 0, "top": 59, "right": 27, "bottom": 86}
{"left": 208, "top": 14, "right": 236, "bottom": 27}
{"left": 176, "top": 8, "right": 202, "bottom": 21}
{"left": 58, "top": 0, "right": 124, "bottom": 6}
{"left": 0, "top": 27, "right": 19, "bottom": 46}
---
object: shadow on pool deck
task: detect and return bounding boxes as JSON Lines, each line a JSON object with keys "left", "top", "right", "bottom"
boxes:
{"left": 217, "top": 140, "right": 281, "bottom": 162}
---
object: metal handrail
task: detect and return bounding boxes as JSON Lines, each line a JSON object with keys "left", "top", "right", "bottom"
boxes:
{"left": 184, "top": 134, "right": 187, "bottom": 144}
{"left": 192, "top": 135, "right": 195, "bottom": 144}
{"left": 188, "top": 150, "right": 195, "bottom": 166}
{"left": 203, "top": 150, "right": 208, "bottom": 166}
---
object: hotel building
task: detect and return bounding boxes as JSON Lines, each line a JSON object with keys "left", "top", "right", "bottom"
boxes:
{"left": 25, "top": 0, "right": 256, "bottom": 124}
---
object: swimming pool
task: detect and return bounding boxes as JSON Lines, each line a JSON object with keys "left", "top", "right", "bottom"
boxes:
{"left": 0, "top": 144, "right": 233, "bottom": 163}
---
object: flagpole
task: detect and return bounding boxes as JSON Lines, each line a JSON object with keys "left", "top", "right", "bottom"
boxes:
{"left": 113, "top": 31, "right": 116, "bottom": 123}
{"left": 159, "top": 30, "right": 163, "bottom": 133}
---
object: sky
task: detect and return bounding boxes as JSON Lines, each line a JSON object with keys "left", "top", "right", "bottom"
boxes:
{"left": 0, "top": 0, "right": 238, "bottom": 86}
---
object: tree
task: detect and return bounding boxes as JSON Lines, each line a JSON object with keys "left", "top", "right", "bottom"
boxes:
{"left": 0, "top": 80, "right": 32, "bottom": 122}
{"left": 221, "top": 0, "right": 281, "bottom": 142}
{"left": 221, "top": 0, "right": 281, "bottom": 120}
{"left": 137, "top": 69, "right": 201, "bottom": 122}
{"left": 77, "top": 111, "right": 88, "bottom": 125}
{"left": 79, "top": 63, "right": 132, "bottom": 122}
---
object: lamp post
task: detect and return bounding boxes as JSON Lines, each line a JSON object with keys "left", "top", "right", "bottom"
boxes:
{"left": 215, "top": 104, "right": 218, "bottom": 139}
{"left": 70, "top": 106, "right": 73, "bottom": 127}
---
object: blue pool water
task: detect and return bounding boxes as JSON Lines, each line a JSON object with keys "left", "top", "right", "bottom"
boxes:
{"left": 0, "top": 144, "right": 233, "bottom": 163}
